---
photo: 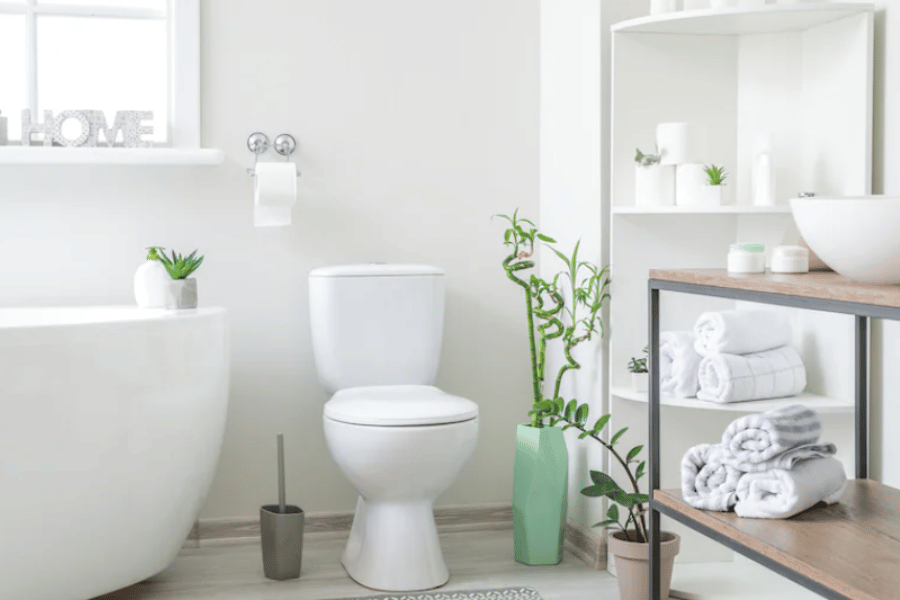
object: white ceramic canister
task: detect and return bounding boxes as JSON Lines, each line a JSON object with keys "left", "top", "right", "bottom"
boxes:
{"left": 728, "top": 243, "right": 766, "bottom": 274}
{"left": 134, "top": 249, "right": 172, "bottom": 308}
{"left": 771, "top": 246, "right": 810, "bottom": 274}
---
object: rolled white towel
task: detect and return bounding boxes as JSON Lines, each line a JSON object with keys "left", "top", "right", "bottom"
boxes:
{"left": 734, "top": 457, "right": 847, "bottom": 519}
{"left": 722, "top": 404, "right": 822, "bottom": 465}
{"left": 697, "top": 346, "right": 807, "bottom": 404}
{"left": 725, "top": 442, "right": 837, "bottom": 473}
{"left": 681, "top": 443, "right": 741, "bottom": 512}
{"left": 660, "top": 331, "right": 702, "bottom": 398}
{"left": 694, "top": 310, "right": 792, "bottom": 357}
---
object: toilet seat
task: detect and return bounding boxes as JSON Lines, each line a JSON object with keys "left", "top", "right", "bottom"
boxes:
{"left": 324, "top": 385, "right": 478, "bottom": 427}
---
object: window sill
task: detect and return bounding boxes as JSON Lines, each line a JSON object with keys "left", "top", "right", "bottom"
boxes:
{"left": 0, "top": 147, "right": 225, "bottom": 166}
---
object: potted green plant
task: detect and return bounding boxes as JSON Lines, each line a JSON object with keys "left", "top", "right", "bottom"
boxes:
{"left": 497, "top": 210, "right": 610, "bottom": 566}
{"left": 634, "top": 147, "right": 674, "bottom": 208}
{"left": 628, "top": 348, "right": 649, "bottom": 393}
{"left": 156, "top": 248, "right": 205, "bottom": 309}
{"left": 701, "top": 164, "right": 727, "bottom": 206}
{"left": 530, "top": 399, "right": 681, "bottom": 600}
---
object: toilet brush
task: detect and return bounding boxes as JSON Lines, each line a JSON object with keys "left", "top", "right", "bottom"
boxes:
{"left": 260, "top": 433, "right": 304, "bottom": 580}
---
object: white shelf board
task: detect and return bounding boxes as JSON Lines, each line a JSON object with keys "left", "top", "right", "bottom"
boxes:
{"left": 611, "top": 386, "right": 853, "bottom": 414}
{"left": 612, "top": 3, "right": 874, "bottom": 36}
{"left": 612, "top": 205, "right": 793, "bottom": 215}
{"left": 0, "top": 147, "right": 225, "bottom": 166}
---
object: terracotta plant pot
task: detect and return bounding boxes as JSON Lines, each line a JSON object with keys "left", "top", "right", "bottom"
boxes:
{"left": 609, "top": 530, "right": 680, "bottom": 600}
{"left": 512, "top": 424, "right": 568, "bottom": 565}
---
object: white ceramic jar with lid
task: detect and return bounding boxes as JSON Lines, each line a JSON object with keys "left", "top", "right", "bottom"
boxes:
{"left": 728, "top": 243, "right": 766, "bottom": 274}
{"left": 771, "top": 246, "right": 810, "bottom": 274}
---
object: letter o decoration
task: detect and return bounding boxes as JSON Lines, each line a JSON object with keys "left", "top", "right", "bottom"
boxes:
{"left": 53, "top": 111, "right": 92, "bottom": 147}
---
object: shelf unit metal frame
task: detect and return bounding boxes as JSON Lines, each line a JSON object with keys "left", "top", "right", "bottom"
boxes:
{"left": 646, "top": 277, "right": 881, "bottom": 600}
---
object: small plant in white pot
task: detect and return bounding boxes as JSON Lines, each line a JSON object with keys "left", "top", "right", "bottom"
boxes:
{"left": 629, "top": 348, "right": 649, "bottom": 393}
{"left": 701, "top": 164, "right": 728, "bottom": 206}
{"left": 134, "top": 247, "right": 172, "bottom": 308}
{"left": 634, "top": 148, "right": 675, "bottom": 208}
{"left": 157, "top": 248, "right": 205, "bottom": 309}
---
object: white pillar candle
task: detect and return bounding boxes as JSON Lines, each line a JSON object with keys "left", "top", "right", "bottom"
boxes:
{"left": 650, "top": 0, "right": 678, "bottom": 15}
{"left": 657, "top": 122, "right": 707, "bottom": 166}
{"left": 635, "top": 164, "right": 676, "bottom": 207}
{"left": 675, "top": 163, "right": 709, "bottom": 206}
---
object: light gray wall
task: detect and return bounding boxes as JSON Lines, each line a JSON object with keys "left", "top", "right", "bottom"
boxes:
{"left": 0, "top": 0, "right": 540, "bottom": 519}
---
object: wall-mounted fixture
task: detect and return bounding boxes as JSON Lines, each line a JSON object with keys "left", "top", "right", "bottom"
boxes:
{"left": 247, "top": 132, "right": 299, "bottom": 227}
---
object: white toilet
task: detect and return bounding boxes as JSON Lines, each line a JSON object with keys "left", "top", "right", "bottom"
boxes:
{"left": 309, "top": 263, "right": 479, "bottom": 592}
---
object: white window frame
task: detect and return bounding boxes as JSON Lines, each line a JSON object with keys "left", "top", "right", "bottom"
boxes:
{"left": 0, "top": 0, "right": 200, "bottom": 149}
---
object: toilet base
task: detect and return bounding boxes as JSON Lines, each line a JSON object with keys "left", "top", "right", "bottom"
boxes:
{"left": 341, "top": 496, "right": 450, "bottom": 592}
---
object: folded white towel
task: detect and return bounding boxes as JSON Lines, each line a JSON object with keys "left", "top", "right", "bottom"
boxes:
{"left": 693, "top": 310, "right": 793, "bottom": 357}
{"left": 734, "top": 457, "right": 847, "bottom": 519}
{"left": 724, "top": 442, "right": 837, "bottom": 473}
{"left": 722, "top": 404, "right": 822, "bottom": 465}
{"left": 660, "top": 331, "right": 702, "bottom": 398}
{"left": 697, "top": 346, "right": 807, "bottom": 404}
{"left": 681, "top": 444, "right": 741, "bottom": 512}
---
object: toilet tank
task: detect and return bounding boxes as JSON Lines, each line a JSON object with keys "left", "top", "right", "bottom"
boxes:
{"left": 309, "top": 264, "right": 445, "bottom": 392}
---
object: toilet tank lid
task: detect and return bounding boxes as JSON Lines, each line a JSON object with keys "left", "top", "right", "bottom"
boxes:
{"left": 325, "top": 385, "right": 478, "bottom": 426}
{"left": 309, "top": 264, "right": 445, "bottom": 278}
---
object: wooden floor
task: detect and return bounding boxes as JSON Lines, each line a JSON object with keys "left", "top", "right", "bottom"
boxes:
{"left": 93, "top": 529, "right": 618, "bottom": 600}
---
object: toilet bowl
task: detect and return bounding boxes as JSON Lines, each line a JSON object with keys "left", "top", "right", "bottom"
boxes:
{"left": 323, "top": 385, "right": 478, "bottom": 591}
{"left": 309, "top": 264, "right": 480, "bottom": 592}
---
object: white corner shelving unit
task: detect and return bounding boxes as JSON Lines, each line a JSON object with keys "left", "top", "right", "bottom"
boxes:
{"left": 607, "top": 1, "right": 874, "bottom": 571}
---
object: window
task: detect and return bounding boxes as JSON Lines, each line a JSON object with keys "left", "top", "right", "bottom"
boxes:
{"left": 0, "top": 0, "right": 199, "bottom": 148}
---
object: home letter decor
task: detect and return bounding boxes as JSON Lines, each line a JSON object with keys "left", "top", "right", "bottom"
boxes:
{"left": 21, "top": 110, "right": 55, "bottom": 146}
{"left": 52, "top": 111, "right": 92, "bottom": 147}
{"left": 123, "top": 111, "right": 154, "bottom": 148}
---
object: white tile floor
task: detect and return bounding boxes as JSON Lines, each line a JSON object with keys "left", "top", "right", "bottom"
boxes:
{"left": 92, "top": 529, "right": 619, "bottom": 600}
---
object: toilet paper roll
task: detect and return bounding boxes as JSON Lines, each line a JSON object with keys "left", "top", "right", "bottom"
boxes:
{"left": 657, "top": 122, "right": 707, "bottom": 166}
{"left": 675, "top": 164, "right": 710, "bottom": 207}
{"left": 254, "top": 162, "right": 297, "bottom": 227}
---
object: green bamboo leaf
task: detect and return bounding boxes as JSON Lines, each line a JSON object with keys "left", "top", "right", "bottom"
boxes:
{"left": 555, "top": 397, "right": 565, "bottom": 413}
{"left": 575, "top": 403, "right": 589, "bottom": 426}
{"left": 607, "top": 504, "right": 619, "bottom": 521}
{"left": 564, "top": 399, "right": 577, "bottom": 421}
{"left": 536, "top": 233, "right": 556, "bottom": 243}
{"left": 626, "top": 445, "right": 644, "bottom": 463}
{"left": 591, "top": 414, "right": 611, "bottom": 435}
{"left": 610, "top": 427, "right": 628, "bottom": 446}
{"left": 591, "top": 519, "right": 617, "bottom": 528}
{"left": 580, "top": 485, "right": 603, "bottom": 498}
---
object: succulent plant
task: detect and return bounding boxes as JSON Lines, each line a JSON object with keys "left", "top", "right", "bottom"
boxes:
{"left": 155, "top": 248, "right": 205, "bottom": 280}
{"left": 627, "top": 347, "right": 649, "bottom": 374}
{"left": 704, "top": 164, "right": 728, "bottom": 186}
{"left": 635, "top": 147, "right": 662, "bottom": 167}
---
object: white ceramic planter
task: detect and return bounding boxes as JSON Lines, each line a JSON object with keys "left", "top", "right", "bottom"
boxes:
{"left": 650, "top": 0, "right": 678, "bottom": 15}
{"left": 632, "top": 372, "right": 649, "bottom": 393}
{"left": 675, "top": 164, "right": 708, "bottom": 207}
{"left": 700, "top": 185, "right": 724, "bottom": 207}
{"left": 635, "top": 165, "right": 675, "bottom": 207}
{"left": 164, "top": 278, "right": 198, "bottom": 309}
{"left": 133, "top": 260, "right": 171, "bottom": 308}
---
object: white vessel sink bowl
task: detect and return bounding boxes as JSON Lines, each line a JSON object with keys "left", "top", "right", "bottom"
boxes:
{"left": 791, "top": 196, "right": 900, "bottom": 285}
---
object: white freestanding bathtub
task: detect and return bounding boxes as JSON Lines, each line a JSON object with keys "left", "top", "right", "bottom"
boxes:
{"left": 0, "top": 307, "right": 229, "bottom": 600}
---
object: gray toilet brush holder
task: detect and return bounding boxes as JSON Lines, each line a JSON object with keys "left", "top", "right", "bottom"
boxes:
{"left": 261, "top": 433, "right": 304, "bottom": 580}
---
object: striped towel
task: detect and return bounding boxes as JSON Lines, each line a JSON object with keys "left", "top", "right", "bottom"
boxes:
{"left": 681, "top": 443, "right": 741, "bottom": 511}
{"left": 724, "top": 442, "right": 837, "bottom": 473}
{"left": 722, "top": 404, "right": 822, "bottom": 465}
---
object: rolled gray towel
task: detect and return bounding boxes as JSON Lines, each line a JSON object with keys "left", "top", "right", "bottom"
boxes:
{"left": 722, "top": 404, "right": 822, "bottom": 465}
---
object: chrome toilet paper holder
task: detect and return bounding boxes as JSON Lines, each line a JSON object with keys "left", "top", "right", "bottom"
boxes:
{"left": 247, "top": 132, "right": 300, "bottom": 177}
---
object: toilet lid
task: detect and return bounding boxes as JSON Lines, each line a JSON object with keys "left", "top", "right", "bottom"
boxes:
{"left": 324, "top": 385, "right": 479, "bottom": 426}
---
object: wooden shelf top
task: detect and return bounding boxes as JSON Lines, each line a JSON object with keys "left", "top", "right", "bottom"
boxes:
{"left": 650, "top": 269, "right": 900, "bottom": 310}
{"left": 654, "top": 480, "right": 900, "bottom": 600}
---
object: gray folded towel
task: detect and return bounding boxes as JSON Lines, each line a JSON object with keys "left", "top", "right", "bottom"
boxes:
{"left": 722, "top": 404, "right": 822, "bottom": 465}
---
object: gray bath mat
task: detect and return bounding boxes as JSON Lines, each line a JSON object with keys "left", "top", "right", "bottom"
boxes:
{"left": 340, "top": 587, "right": 542, "bottom": 600}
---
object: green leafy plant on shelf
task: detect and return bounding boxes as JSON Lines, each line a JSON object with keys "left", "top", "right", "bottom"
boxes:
{"left": 151, "top": 247, "right": 205, "bottom": 280}
{"left": 704, "top": 164, "right": 728, "bottom": 186}
{"left": 628, "top": 347, "right": 649, "bottom": 374}
{"left": 496, "top": 209, "right": 611, "bottom": 429}
{"left": 531, "top": 398, "right": 650, "bottom": 543}
{"left": 635, "top": 147, "right": 662, "bottom": 167}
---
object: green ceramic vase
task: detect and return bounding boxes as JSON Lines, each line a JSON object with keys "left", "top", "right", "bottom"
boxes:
{"left": 513, "top": 424, "right": 568, "bottom": 565}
